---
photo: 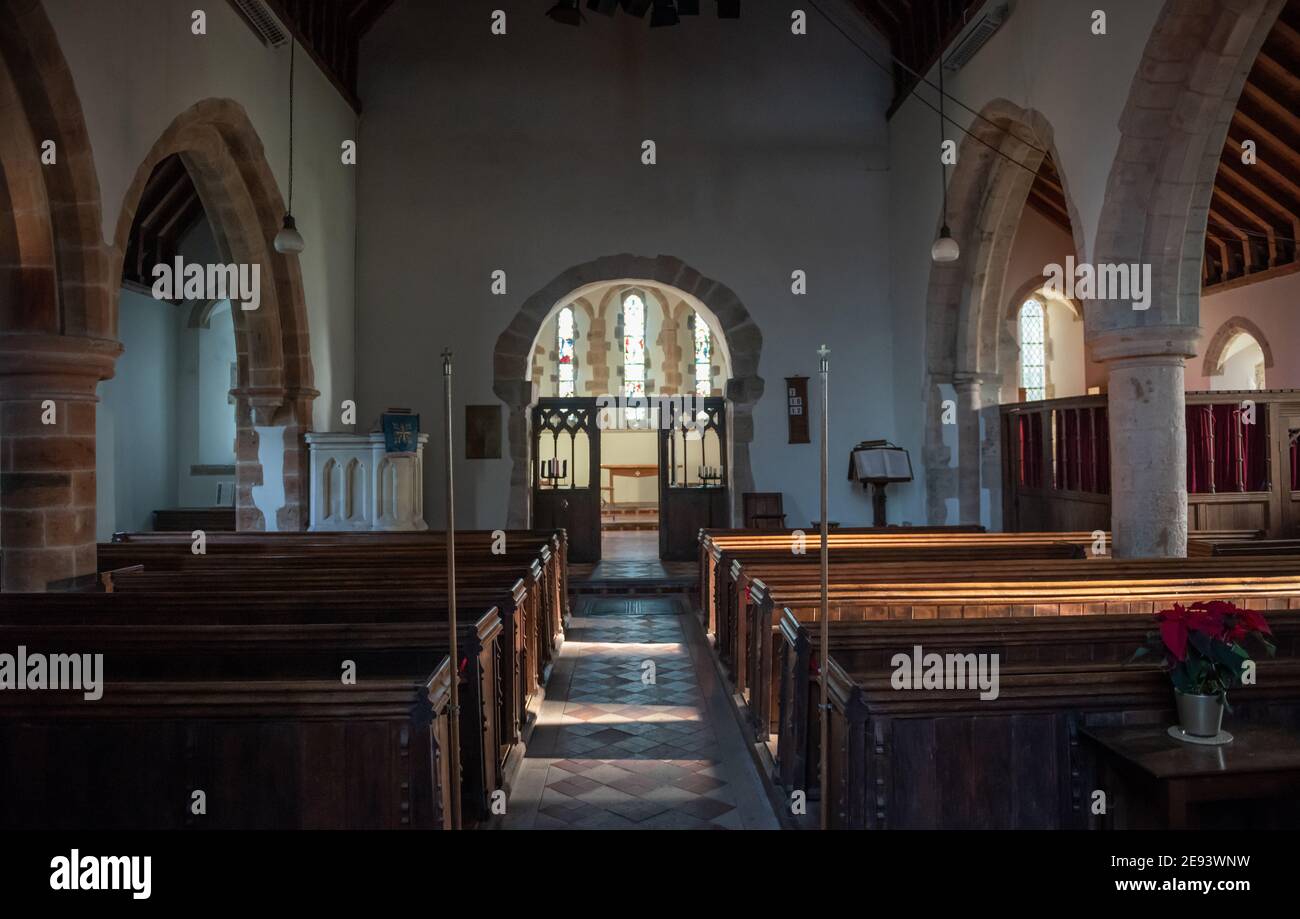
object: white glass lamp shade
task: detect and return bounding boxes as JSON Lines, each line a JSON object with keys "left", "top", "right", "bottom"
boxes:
{"left": 931, "top": 226, "right": 960, "bottom": 263}
{"left": 274, "top": 214, "right": 305, "bottom": 254}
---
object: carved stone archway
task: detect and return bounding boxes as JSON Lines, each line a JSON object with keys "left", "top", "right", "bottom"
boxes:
{"left": 1088, "top": 0, "right": 1285, "bottom": 557}
{"left": 0, "top": 0, "right": 120, "bottom": 590}
{"left": 111, "top": 99, "right": 318, "bottom": 531}
{"left": 921, "top": 100, "right": 1086, "bottom": 527}
{"left": 494, "top": 254, "right": 763, "bottom": 527}
{"left": 1201, "top": 316, "right": 1273, "bottom": 379}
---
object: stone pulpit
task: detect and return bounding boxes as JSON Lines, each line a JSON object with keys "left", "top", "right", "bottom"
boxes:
{"left": 304, "top": 432, "right": 429, "bottom": 531}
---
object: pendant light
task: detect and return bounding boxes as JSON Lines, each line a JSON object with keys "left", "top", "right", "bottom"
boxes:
{"left": 274, "top": 40, "right": 305, "bottom": 254}
{"left": 931, "top": 57, "right": 959, "bottom": 264}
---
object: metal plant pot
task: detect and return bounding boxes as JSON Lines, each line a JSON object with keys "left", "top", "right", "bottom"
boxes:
{"left": 1175, "top": 690, "right": 1225, "bottom": 737}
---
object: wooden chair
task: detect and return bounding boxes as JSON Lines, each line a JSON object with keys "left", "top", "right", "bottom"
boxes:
{"left": 743, "top": 492, "right": 786, "bottom": 530}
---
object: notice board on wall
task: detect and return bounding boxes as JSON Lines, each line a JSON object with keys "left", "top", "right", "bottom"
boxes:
{"left": 786, "top": 376, "right": 810, "bottom": 444}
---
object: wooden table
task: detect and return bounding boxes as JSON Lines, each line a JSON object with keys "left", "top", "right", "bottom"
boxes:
{"left": 1082, "top": 723, "right": 1300, "bottom": 829}
{"left": 600, "top": 464, "right": 657, "bottom": 508}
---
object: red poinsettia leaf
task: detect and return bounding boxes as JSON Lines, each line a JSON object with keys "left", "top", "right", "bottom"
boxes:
{"left": 1159, "top": 617, "right": 1189, "bottom": 662}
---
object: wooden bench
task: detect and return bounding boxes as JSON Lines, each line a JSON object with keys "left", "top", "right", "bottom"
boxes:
{"left": 0, "top": 592, "right": 505, "bottom": 826}
{"left": 100, "top": 529, "right": 569, "bottom": 658}
{"left": 0, "top": 640, "right": 454, "bottom": 830}
{"left": 745, "top": 560, "right": 1300, "bottom": 745}
{"left": 717, "top": 542, "right": 1088, "bottom": 688}
{"left": 104, "top": 566, "right": 543, "bottom": 742}
{"left": 775, "top": 610, "right": 1300, "bottom": 809}
{"left": 797, "top": 613, "right": 1300, "bottom": 828}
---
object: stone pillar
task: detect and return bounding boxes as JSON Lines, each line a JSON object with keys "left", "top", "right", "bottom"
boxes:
{"left": 584, "top": 314, "right": 610, "bottom": 396}
{"left": 976, "top": 377, "right": 1005, "bottom": 531}
{"left": 1092, "top": 328, "right": 1199, "bottom": 558}
{"left": 495, "top": 379, "right": 537, "bottom": 529}
{"left": 0, "top": 333, "right": 121, "bottom": 591}
{"left": 952, "top": 375, "right": 983, "bottom": 526}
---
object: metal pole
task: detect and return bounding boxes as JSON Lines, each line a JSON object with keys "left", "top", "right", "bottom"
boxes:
{"left": 442, "top": 348, "right": 463, "bottom": 831}
{"left": 817, "top": 344, "right": 830, "bottom": 830}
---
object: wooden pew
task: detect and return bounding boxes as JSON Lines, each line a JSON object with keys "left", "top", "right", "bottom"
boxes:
{"left": 0, "top": 593, "right": 504, "bottom": 825}
{"left": 699, "top": 527, "right": 1263, "bottom": 639}
{"left": 1189, "top": 537, "right": 1300, "bottom": 557}
{"left": 106, "top": 567, "right": 541, "bottom": 746}
{"left": 775, "top": 610, "right": 1300, "bottom": 809}
{"left": 0, "top": 645, "right": 455, "bottom": 830}
{"left": 697, "top": 526, "right": 985, "bottom": 631}
{"left": 745, "top": 560, "right": 1300, "bottom": 744}
{"left": 777, "top": 612, "right": 1300, "bottom": 828}
{"left": 718, "top": 542, "right": 1087, "bottom": 691}
{"left": 100, "top": 529, "right": 569, "bottom": 659}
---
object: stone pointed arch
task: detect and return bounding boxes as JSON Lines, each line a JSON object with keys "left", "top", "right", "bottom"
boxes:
{"left": 921, "top": 100, "right": 1086, "bottom": 526}
{"left": 111, "top": 99, "right": 318, "bottom": 531}
{"left": 1088, "top": 0, "right": 1284, "bottom": 558}
{"left": 1201, "top": 316, "right": 1274, "bottom": 378}
{"left": 1091, "top": 0, "right": 1285, "bottom": 338}
{"left": 0, "top": 0, "right": 120, "bottom": 590}
{"left": 494, "top": 254, "right": 763, "bottom": 527}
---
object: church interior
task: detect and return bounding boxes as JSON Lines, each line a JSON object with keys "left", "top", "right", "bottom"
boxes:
{"left": 5, "top": 0, "right": 1300, "bottom": 847}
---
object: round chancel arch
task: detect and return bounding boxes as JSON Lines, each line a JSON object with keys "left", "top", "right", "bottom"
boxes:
{"left": 494, "top": 255, "right": 760, "bottom": 527}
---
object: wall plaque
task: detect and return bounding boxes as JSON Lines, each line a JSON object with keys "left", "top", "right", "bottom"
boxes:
{"left": 466, "top": 405, "right": 502, "bottom": 459}
{"left": 786, "top": 376, "right": 810, "bottom": 444}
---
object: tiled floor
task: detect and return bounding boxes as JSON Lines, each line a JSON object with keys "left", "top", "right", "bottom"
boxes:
{"left": 503, "top": 595, "right": 778, "bottom": 830}
{"left": 569, "top": 531, "right": 697, "bottom": 586}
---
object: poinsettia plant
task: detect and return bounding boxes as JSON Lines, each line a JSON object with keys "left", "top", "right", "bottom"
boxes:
{"left": 1131, "top": 601, "right": 1276, "bottom": 707}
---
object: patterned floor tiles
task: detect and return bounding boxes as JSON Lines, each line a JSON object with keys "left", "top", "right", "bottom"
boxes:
{"left": 502, "top": 595, "right": 778, "bottom": 830}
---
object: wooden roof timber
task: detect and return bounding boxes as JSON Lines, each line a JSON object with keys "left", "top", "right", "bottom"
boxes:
{"left": 1203, "top": 0, "right": 1300, "bottom": 290}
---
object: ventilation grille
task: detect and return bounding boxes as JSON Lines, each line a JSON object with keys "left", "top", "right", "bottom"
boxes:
{"left": 943, "top": 4, "right": 1009, "bottom": 72}
{"left": 228, "top": 0, "right": 289, "bottom": 48}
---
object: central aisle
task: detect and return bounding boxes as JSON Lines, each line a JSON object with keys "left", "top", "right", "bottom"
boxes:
{"left": 503, "top": 595, "right": 780, "bottom": 830}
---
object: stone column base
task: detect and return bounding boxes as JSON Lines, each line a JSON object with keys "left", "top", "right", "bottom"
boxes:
{"left": 0, "top": 333, "right": 121, "bottom": 591}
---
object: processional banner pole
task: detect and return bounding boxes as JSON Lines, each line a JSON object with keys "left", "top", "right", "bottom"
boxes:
{"left": 817, "top": 344, "right": 830, "bottom": 831}
{"left": 442, "top": 348, "right": 463, "bottom": 831}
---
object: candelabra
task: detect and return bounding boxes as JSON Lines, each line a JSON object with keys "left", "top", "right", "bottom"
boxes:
{"left": 540, "top": 458, "right": 568, "bottom": 487}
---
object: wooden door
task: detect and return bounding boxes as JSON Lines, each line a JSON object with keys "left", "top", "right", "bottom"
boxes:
{"left": 659, "top": 397, "right": 729, "bottom": 561}
{"left": 532, "top": 399, "right": 601, "bottom": 562}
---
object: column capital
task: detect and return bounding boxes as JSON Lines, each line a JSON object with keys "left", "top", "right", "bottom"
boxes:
{"left": 1090, "top": 325, "right": 1200, "bottom": 364}
{"left": 0, "top": 333, "right": 122, "bottom": 401}
{"left": 951, "top": 371, "right": 1001, "bottom": 391}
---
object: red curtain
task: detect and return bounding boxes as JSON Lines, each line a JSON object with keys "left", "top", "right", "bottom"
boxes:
{"left": 1049, "top": 407, "right": 1106, "bottom": 494}
{"left": 1096, "top": 407, "right": 1110, "bottom": 494}
{"left": 1186, "top": 403, "right": 1268, "bottom": 494}
{"left": 1078, "top": 408, "right": 1096, "bottom": 493}
{"left": 1186, "top": 406, "right": 1214, "bottom": 494}
{"left": 1211, "top": 404, "right": 1241, "bottom": 492}
{"left": 1018, "top": 413, "right": 1044, "bottom": 488}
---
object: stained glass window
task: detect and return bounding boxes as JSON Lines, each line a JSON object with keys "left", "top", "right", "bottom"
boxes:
{"left": 693, "top": 312, "right": 712, "bottom": 397}
{"left": 623, "top": 293, "right": 647, "bottom": 422}
{"left": 1019, "top": 299, "right": 1046, "bottom": 402}
{"left": 556, "top": 306, "right": 576, "bottom": 397}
